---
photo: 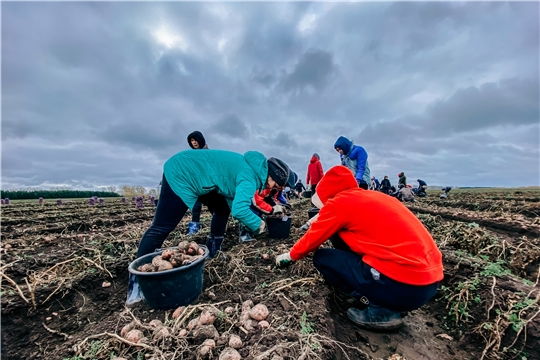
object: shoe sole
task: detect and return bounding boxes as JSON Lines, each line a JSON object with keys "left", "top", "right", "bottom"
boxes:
{"left": 349, "top": 318, "right": 404, "bottom": 331}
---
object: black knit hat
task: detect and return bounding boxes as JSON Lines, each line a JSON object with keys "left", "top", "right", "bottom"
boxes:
{"left": 287, "top": 171, "right": 298, "bottom": 188}
{"left": 187, "top": 131, "right": 206, "bottom": 149}
{"left": 267, "top": 157, "right": 290, "bottom": 186}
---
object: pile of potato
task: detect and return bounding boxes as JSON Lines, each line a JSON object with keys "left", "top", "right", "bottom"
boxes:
{"left": 136, "top": 241, "right": 205, "bottom": 272}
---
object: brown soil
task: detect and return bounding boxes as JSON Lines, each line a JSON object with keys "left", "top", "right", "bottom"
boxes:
{"left": 1, "top": 191, "right": 539, "bottom": 360}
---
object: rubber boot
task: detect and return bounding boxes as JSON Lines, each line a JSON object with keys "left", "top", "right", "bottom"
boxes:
{"left": 347, "top": 306, "right": 404, "bottom": 331}
{"left": 188, "top": 222, "right": 200, "bottom": 235}
{"left": 126, "top": 274, "right": 144, "bottom": 306}
{"left": 206, "top": 235, "right": 224, "bottom": 259}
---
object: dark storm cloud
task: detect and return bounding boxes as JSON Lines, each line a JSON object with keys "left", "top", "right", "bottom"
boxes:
{"left": 1, "top": 2, "right": 538, "bottom": 190}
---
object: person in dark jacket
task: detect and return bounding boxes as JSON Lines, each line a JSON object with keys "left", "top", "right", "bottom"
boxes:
{"left": 397, "top": 172, "right": 407, "bottom": 189}
{"left": 415, "top": 179, "right": 428, "bottom": 197}
{"left": 294, "top": 180, "right": 306, "bottom": 197}
{"left": 306, "top": 153, "right": 324, "bottom": 193}
{"left": 186, "top": 131, "right": 209, "bottom": 235}
{"left": 380, "top": 176, "right": 391, "bottom": 194}
{"left": 334, "top": 136, "right": 371, "bottom": 189}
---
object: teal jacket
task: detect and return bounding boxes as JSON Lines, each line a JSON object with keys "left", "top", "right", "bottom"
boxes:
{"left": 164, "top": 149, "right": 268, "bottom": 232}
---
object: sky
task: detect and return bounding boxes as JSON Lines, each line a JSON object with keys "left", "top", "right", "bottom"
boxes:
{"left": 2, "top": 1, "right": 539, "bottom": 191}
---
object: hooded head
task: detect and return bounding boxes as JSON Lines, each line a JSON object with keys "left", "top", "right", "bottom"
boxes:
{"left": 334, "top": 136, "right": 353, "bottom": 156}
{"left": 267, "top": 157, "right": 290, "bottom": 187}
{"left": 311, "top": 165, "right": 358, "bottom": 207}
{"left": 287, "top": 171, "right": 298, "bottom": 188}
{"left": 187, "top": 131, "right": 206, "bottom": 149}
{"left": 313, "top": 153, "right": 320, "bottom": 159}
{"left": 398, "top": 172, "right": 404, "bottom": 177}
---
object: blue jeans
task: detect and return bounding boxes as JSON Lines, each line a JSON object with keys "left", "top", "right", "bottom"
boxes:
{"left": 136, "top": 175, "right": 230, "bottom": 258}
{"left": 313, "top": 235, "right": 439, "bottom": 312}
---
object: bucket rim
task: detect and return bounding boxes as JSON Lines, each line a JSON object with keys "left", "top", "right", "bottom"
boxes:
{"left": 128, "top": 245, "right": 208, "bottom": 276}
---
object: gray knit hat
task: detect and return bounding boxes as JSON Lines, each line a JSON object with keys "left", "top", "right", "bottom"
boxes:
{"left": 267, "top": 157, "right": 290, "bottom": 186}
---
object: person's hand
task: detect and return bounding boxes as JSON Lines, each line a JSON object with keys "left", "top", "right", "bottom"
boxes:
{"left": 259, "top": 220, "right": 266, "bottom": 234}
{"left": 283, "top": 203, "right": 292, "bottom": 211}
{"left": 272, "top": 204, "right": 284, "bottom": 214}
{"left": 275, "top": 252, "right": 293, "bottom": 267}
{"left": 299, "top": 222, "right": 310, "bottom": 232}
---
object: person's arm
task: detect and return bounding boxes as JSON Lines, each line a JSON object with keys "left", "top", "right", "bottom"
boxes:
{"left": 317, "top": 161, "right": 324, "bottom": 179}
{"left": 290, "top": 202, "right": 345, "bottom": 260}
{"left": 276, "top": 191, "right": 288, "bottom": 205}
{"left": 251, "top": 190, "right": 273, "bottom": 214}
{"left": 306, "top": 167, "right": 311, "bottom": 185}
{"left": 232, "top": 178, "right": 266, "bottom": 232}
{"left": 351, "top": 147, "right": 368, "bottom": 183}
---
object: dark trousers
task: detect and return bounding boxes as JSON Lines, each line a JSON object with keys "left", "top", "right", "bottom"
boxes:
{"left": 137, "top": 175, "right": 230, "bottom": 257}
{"left": 313, "top": 235, "right": 439, "bottom": 312}
{"left": 191, "top": 200, "right": 203, "bottom": 222}
{"left": 311, "top": 184, "right": 317, "bottom": 193}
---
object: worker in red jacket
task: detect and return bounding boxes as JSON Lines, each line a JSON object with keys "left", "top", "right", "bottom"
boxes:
{"left": 306, "top": 153, "right": 324, "bottom": 193}
{"left": 276, "top": 165, "right": 443, "bottom": 331}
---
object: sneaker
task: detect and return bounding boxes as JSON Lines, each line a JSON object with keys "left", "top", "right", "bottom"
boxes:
{"left": 239, "top": 230, "right": 255, "bottom": 243}
{"left": 206, "top": 235, "right": 224, "bottom": 259}
{"left": 126, "top": 274, "right": 145, "bottom": 306}
{"left": 188, "top": 222, "right": 200, "bottom": 235}
{"left": 347, "top": 306, "right": 404, "bottom": 331}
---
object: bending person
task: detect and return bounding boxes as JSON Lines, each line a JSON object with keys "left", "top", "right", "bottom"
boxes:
{"left": 276, "top": 165, "right": 443, "bottom": 331}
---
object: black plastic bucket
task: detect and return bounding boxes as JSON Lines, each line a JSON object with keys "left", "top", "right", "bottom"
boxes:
{"left": 303, "top": 190, "right": 312, "bottom": 198}
{"left": 128, "top": 245, "right": 209, "bottom": 310}
{"left": 307, "top": 207, "right": 319, "bottom": 219}
{"left": 267, "top": 215, "right": 292, "bottom": 239}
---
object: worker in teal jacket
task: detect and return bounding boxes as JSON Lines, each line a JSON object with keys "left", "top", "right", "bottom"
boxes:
{"left": 127, "top": 149, "right": 291, "bottom": 305}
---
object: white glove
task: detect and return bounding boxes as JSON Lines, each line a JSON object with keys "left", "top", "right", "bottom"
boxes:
{"left": 272, "top": 204, "right": 284, "bottom": 214}
{"left": 275, "top": 252, "right": 293, "bottom": 266}
{"left": 259, "top": 220, "right": 266, "bottom": 234}
{"left": 299, "top": 223, "right": 310, "bottom": 231}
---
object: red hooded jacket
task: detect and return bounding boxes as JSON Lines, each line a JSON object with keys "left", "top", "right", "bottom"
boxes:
{"left": 290, "top": 165, "right": 443, "bottom": 286}
{"left": 306, "top": 156, "right": 324, "bottom": 185}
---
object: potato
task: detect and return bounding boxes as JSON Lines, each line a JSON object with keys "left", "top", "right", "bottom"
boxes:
{"left": 177, "top": 240, "right": 190, "bottom": 253}
{"left": 170, "top": 254, "right": 184, "bottom": 267}
{"left": 137, "top": 263, "right": 154, "bottom": 272}
{"left": 249, "top": 304, "right": 269, "bottom": 321}
{"left": 219, "top": 347, "right": 241, "bottom": 360}
{"left": 182, "top": 254, "right": 202, "bottom": 265}
{"left": 202, "top": 339, "right": 216, "bottom": 348}
{"left": 198, "top": 248, "right": 205, "bottom": 255}
{"left": 172, "top": 306, "right": 186, "bottom": 319}
{"left": 198, "top": 340, "right": 216, "bottom": 359}
{"left": 124, "top": 329, "right": 144, "bottom": 343}
{"left": 187, "top": 241, "right": 200, "bottom": 255}
{"left": 261, "top": 253, "right": 270, "bottom": 260}
{"left": 161, "top": 249, "right": 174, "bottom": 260}
{"left": 120, "top": 322, "right": 136, "bottom": 337}
{"left": 178, "top": 329, "right": 187, "bottom": 337}
{"left": 258, "top": 320, "right": 270, "bottom": 329}
{"left": 192, "top": 324, "right": 219, "bottom": 343}
{"left": 224, "top": 306, "right": 234, "bottom": 315}
{"left": 229, "top": 334, "right": 243, "bottom": 349}
{"left": 157, "top": 260, "right": 173, "bottom": 271}
{"left": 241, "top": 300, "right": 253, "bottom": 313}
{"left": 152, "top": 256, "right": 164, "bottom": 267}
{"left": 148, "top": 319, "right": 163, "bottom": 328}
{"left": 153, "top": 327, "right": 170, "bottom": 341}
{"left": 187, "top": 317, "right": 199, "bottom": 331}
{"left": 199, "top": 309, "right": 217, "bottom": 326}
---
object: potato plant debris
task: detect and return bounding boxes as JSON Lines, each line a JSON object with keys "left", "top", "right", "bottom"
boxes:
{"left": 1, "top": 190, "right": 539, "bottom": 360}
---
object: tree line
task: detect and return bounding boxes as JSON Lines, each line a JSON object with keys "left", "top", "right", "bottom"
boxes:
{"left": 0, "top": 190, "right": 121, "bottom": 200}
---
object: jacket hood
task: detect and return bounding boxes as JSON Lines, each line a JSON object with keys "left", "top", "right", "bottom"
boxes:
{"left": 243, "top": 151, "right": 268, "bottom": 190}
{"left": 316, "top": 165, "right": 359, "bottom": 204}
{"left": 187, "top": 131, "right": 207, "bottom": 149}
{"left": 334, "top": 136, "right": 353, "bottom": 155}
{"left": 310, "top": 156, "right": 319, "bottom": 163}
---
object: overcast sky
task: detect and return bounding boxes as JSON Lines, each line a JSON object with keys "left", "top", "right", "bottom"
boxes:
{"left": 2, "top": 1, "right": 539, "bottom": 191}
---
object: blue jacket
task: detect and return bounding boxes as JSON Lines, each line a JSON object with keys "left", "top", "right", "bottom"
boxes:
{"left": 164, "top": 149, "right": 268, "bottom": 232}
{"left": 334, "top": 136, "right": 370, "bottom": 184}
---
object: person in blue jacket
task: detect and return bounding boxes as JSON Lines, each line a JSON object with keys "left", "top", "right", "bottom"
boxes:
{"left": 334, "top": 136, "right": 371, "bottom": 189}
{"left": 126, "top": 149, "right": 291, "bottom": 305}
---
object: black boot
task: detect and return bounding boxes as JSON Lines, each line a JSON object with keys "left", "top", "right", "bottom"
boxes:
{"left": 206, "top": 235, "right": 224, "bottom": 259}
{"left": 347, "top": 306, "right": 404, "bottom": 331}
{"left": 126, "top": 274, "right": 144, "bottom": 306}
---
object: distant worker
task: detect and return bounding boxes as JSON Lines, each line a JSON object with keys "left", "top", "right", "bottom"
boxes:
{"left": 306, "top": 153, "right": 324, "bottom": 193}
{"left": 334, "top": 136, "right": 371, "bottom": 189}
{"left": 294, "top": 179, "right": 306, "bottom": 198}
{"left": 397, "top": 186, "right": 416, "bottom": 202}
{"left": 275, "top": 166, "right": 443, "bottom": 331}
{"left": 440, "top": 187, "right": 452, "bottom": 199}
{"left": 380, "top": 176, "right": 392, "bottom": 194}
{"left": 415, "top": 179, "right": 428, "bottom": 198}
{"left": 186, "top": 131, "right": 209, "bottom": 235}
{"left": 370, "top": 176, "right": 380, "bottom": 191}
{"left": 398, "top": 172, "right": 407, "bottom": 189}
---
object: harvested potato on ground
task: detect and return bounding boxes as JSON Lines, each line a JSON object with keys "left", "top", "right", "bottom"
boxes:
{"left": 258, "top": 320, "right": 270, "bottom": 329}
{"left": 124, "top": 329, "right": 144, "bottom": 343}
{"left": 241, "top": 300, "right": 254, "bottom": 313}
{"left": 178, "top": 329, "right": 187, "bottom": 337}
{"left": 161, "top": 249, "right": 175, "bottom": 260}
{"left": 187, "top": 241, "right": 200, "bottom": 255}
{"left": 153, "top": 327, "right": 170, "bottom": 341}
{"left": 198, "top": 248, "right": 205, "bottom": 255}
{"left": 249, "top": 304, "right": 269, "bottom": 321}
{"left": 172, "top": 306, "right": 186, "bottom": 319}
{"left": 219, "top": 347, "right": 241, "bottom": 360}
{"left": 193, "top": 324, "right": 220, "bottom": 343}
{"left": 137, "top": 263, "right": 154, "bottom": 272}
{"left": 187, "top": 317, "right": 199, "bottom": 331}
{"left": 198, "top": 339, "right": 216, "bottom": 358}
{"left": 148, "top": 319, "right": 163, "bottom": 328}
{"left": 199, "top": 309, "right": 217, "bottom": 326}
{"left": 120, "top": 322, "right": 136, "bottom": 338}
{"left": 224, "top": 306, "right": 234, "bottom": 315}
{"left": 229, "top": 334, "right": 243, "bottom": 349}
{"left": 177, "top": 240, "right": 190, "bottom": 253}
{"left": 170, "top": 254, "right": 184, "bottom": 267}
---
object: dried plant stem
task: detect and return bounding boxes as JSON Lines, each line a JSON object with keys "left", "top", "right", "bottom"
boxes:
{"left": 1, "top": 272, "right": 29, "bottom": 303}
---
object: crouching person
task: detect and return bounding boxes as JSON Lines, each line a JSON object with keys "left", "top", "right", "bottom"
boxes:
{"left": 276, "top": 165, "right": 443, "bottom": 331}
{"left": 127, "top": 149, "right": 291, "bottom": 305}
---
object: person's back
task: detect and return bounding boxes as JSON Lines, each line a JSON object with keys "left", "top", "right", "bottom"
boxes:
{"left": 306, "top": 153, "right": 324, "bottom": 193}
{"left": 398, "top": 187, "right": 415, "bottom": 202}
